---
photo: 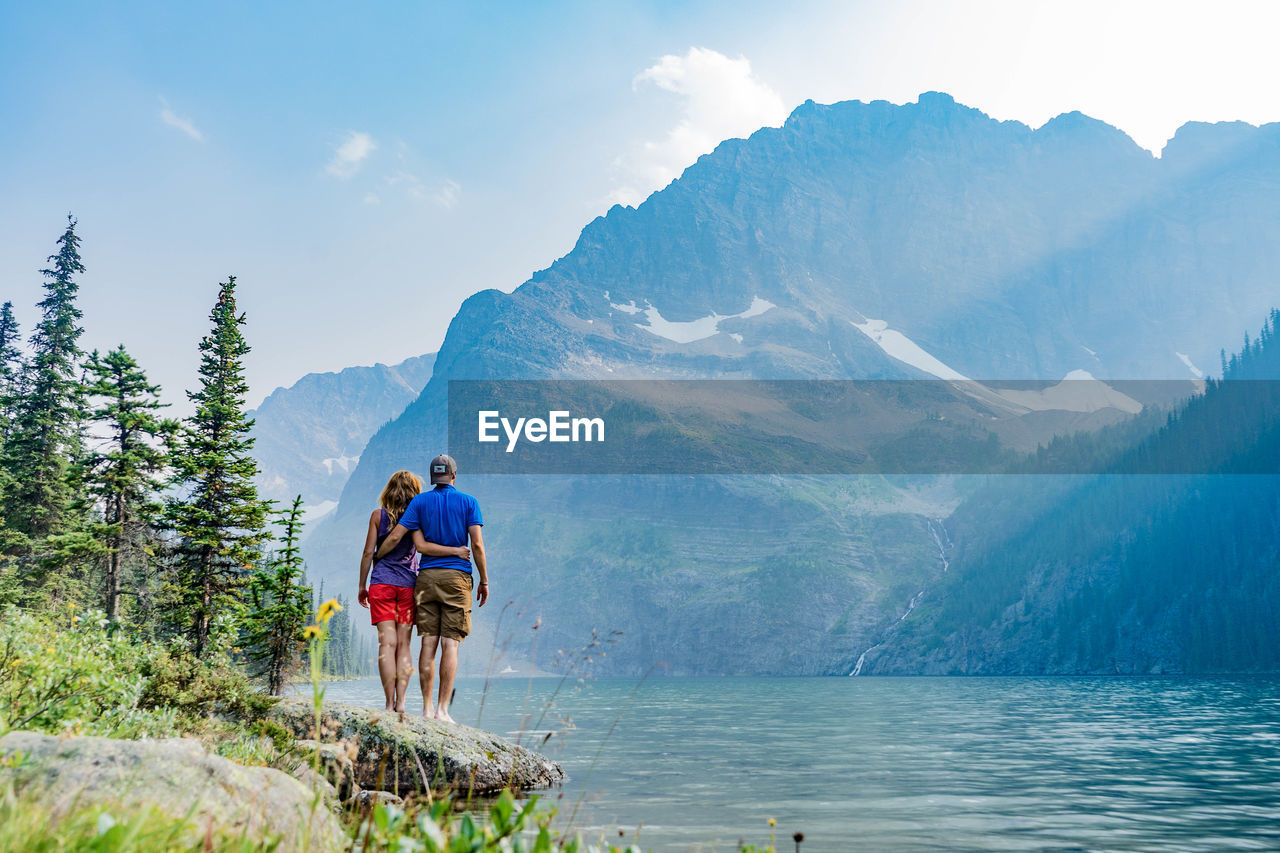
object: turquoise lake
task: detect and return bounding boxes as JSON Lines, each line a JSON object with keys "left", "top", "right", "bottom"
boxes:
{"left": 309, "top": 675, "right": 1280, "bottom": 852}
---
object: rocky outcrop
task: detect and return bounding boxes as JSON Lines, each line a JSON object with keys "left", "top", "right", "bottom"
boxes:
{"left": 271, "top": 698, "right": 564, "bottom": 796}
{"left": 289, "top": 739, "right": 359, "bottom": 801}
{"left": 0, "top": 731, "right": 347, "bottom": 852}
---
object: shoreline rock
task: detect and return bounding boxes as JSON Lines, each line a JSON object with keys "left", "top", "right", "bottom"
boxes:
{"left": 270, "top": 697, "right": 565, "bottom": 796}
{"left": 0, "top": 731, "right": 347, "bottom": 852}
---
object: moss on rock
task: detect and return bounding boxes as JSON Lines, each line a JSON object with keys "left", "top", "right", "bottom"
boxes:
{"left": 270, "top": 698, "right": 565, "bottom": 796}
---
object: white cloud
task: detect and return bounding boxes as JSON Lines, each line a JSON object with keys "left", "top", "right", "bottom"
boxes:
{"left": 363, "top": 192, "right": 381, "bottom": 205}
{"left": 326, "top": 131, "right": 377, "bottom": 178}
{"left": 158, "top": 97, "right": 204, "bottom": 142}
{"left": 434, "top": 179, "right": 461, "bottom": 209}
{"left": 384, "top": 171, "right": 460, "bottom": 209}
{"left": 610, "top": 47, "right": 787, "bottom": 207}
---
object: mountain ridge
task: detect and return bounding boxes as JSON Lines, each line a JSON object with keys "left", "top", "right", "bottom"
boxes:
{"left": 300, "top": 92, "right": 1280, "bottom": 675}
{"left": 249, "top": 353, "right": 434, "bottom": 516}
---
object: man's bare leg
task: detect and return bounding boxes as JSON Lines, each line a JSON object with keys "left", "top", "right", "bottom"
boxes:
{"left": 419, "top": 634, "right": 440, "bottom": 717}
{"left": 435, "top": 637, "right": 460, "bottom": 723}
{"left": 375, "top": 621, "right": 399, "bottom": 710}
{"left": 393, "top": 623, "right": 414, "bottom": 713}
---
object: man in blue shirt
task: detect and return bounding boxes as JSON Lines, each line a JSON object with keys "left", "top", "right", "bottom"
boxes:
{"left": 375, "top": 454, "right": 487, "bottom": 722}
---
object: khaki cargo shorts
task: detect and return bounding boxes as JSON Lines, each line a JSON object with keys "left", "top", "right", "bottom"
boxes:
{"left": 413, "top": 568, "right": 473, "bottom": 641}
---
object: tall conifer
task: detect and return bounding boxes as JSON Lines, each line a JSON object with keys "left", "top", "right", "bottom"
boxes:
{"left": 0, "top": 301, "right": 22, "bottom": 434}
{"left": 83, "top": 345, "right": 177, "bottom": 620}
{"left": 2, "top": 216, "right": 86, "bottom": 539}
{"left": 244, "top": 496, "right": 313, "bottom": 694}
{"left": 0, "top": 301, "right": 22, "bottom": 548}
{"left": 166, "top": 277, "right": 268, "bottom": 656}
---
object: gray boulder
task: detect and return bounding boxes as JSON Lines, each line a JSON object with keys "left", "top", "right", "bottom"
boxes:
{"left": 270, "top": 697, "right": 564, "bottom": 795}
{"left": 291, "top": 739, "right": 359, "bottom": 801}
{"left": 0, "top": 731, "right": 347, "bottom": 852}
{"left": 348, "top": 789, "right": 403, "bottom": 809}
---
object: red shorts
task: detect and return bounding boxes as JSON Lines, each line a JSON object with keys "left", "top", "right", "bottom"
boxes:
{"left": 368, "top": 584, "right": 414, "bottom": 625}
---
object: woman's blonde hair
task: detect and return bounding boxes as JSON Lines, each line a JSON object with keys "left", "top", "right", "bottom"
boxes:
{"left": 379, "top": 470, "right": 422, "bottom": 527}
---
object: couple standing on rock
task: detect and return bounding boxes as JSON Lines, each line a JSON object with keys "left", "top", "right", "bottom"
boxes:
{"left": 357, "top": 454, "right": 489, "bottom": 722}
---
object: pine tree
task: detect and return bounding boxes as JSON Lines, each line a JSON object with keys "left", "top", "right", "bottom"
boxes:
{"left": 0, "top": 301, "right": 23, "bottom": 435}
{"left": 83, "top": 345, "right": 178, "bottom": 621}
{"left": 0, "top": 302, "right": 23, "bottom": 574}
{"left": 244, "top": 496, "right": 313, "bottom": 695}
{"left": 0, "top": 300, "right": 25, "bottom": 607}
{"left": 326, "top": 593, "right": 353, "bottom": 677}
{"left": 166, "top": 277, "right": 268, "bottom": 657}
{"left": 2, "top": 216, "right": 87, "bottom": 540}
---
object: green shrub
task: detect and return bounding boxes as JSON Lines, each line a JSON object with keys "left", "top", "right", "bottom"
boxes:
{"left": 133, "top": 612, "right": 275, "bottom": 722}
{"left": 0, "top": 607, "right": 173, "bottom": 739}
{"left": 138, "top": 646, "right": 273, "bottom": 721}
{"left": 351, "top": 791, "right": 646, "bottom": 853}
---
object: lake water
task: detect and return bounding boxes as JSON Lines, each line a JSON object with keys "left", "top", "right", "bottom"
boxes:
{"left": 309, "top": 675, "right": 1280, "bottom": 852}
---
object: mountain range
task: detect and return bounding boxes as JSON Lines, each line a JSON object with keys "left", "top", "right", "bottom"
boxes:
{"left": 248, "top": 353, "right": 434, "bottom": 522}
{"left": 292, "top": 92, "right": 1280, "bottom": 675}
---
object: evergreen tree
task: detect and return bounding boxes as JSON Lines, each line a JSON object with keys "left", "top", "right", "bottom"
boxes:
{"left": 0, "top": 301, "right": 23, "bottom": 435}
{"left": 2, "top": 216, "right": 86, "bottom": 540}
{"left": 244, "top": 496, "right": 312, "bottom": 695}
{"left": 0, "top": 302, "right": 23, "bottom": 590}
{"left": 166, "top": 277, "right": 268, "bottom": 656}
{"left": 326, "top": 593, "right": 353, "bottom": 677}
{"left": 83, "top": 345, "right": 178, "bottom": 621}
{"left": 0, "top": 301, "right": 25, "bottom": 606}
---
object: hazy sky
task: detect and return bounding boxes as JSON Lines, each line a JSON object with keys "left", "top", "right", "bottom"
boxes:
{"left": 2, "top": 0, "right": 1277, "bottom": 412}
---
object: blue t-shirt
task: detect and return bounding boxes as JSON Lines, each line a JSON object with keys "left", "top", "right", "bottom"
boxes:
{"left": 398, "top": 484, "right": 483, "bottom": 573}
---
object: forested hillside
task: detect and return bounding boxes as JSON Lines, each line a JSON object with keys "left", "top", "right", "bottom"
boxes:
{"left": 864, "top": 309, "right": 1280, "bottom": 674}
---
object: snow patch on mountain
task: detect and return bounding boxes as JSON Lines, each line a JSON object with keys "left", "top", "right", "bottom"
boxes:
{"left": 302, "top": 500, "right": 338, "bottom": 530}
{"left": 850, "top": 317, "right": 969, "bottom": 380}
{"left": 322, "top": 455, "right": 360, "bottom": 476}
{"left": 1176, "top": 351, "right": 1205, "bottom": 379}
{"left": 638, "top": 296, "right": 776, "bottom": 343}
{"left": 610, "top": 300, "right": 643, "bottom": 315}
{"left": 989, "top": 370, "right": 1144, "bottom": 414}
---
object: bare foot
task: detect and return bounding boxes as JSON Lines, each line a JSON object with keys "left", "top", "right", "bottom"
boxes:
{"left": 422, "top": 705, "right": 435, "bottom": 718}
{"left": 434, "top": 709, "right": 455, "bottom": 724}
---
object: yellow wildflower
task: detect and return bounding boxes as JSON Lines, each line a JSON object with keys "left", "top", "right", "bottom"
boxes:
{"left": 316, "top": 598, "right": 342, "bottom": 623}
{"left": 768, "top": 818, "right": 777, "bottom": 827}
{"left": 8, "top": 659, "right": 19, "bottom": 668}
{"left": 67, "top": 603, "right": 76, "bottom": 610}
{"left": 303, "top": 625, "right": 323, "bottom": 640}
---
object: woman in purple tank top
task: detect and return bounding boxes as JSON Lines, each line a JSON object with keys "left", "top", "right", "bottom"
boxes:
{"left": 358, "top": 470, "right": 468, "bottom": 711}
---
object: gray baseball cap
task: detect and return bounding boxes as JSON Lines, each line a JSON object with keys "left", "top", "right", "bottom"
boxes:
{"left": 429, "top": 454, "right": 457, "bottom": 484}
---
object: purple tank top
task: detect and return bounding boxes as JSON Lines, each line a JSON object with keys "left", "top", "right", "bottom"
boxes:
{"left": 370, "top": 508, "right": 419, "bottom": 588}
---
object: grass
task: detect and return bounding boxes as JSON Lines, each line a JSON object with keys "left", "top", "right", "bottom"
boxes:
{"left": 0, "top": 782, "right": 277, "bottom": 853}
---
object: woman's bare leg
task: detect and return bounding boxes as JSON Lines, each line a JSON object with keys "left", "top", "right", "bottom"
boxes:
{"left": 393, "top": 623, "right": 414, "bottom": 712}
{"left": 375, "top": 621, "right": 399, "bottom": 710}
